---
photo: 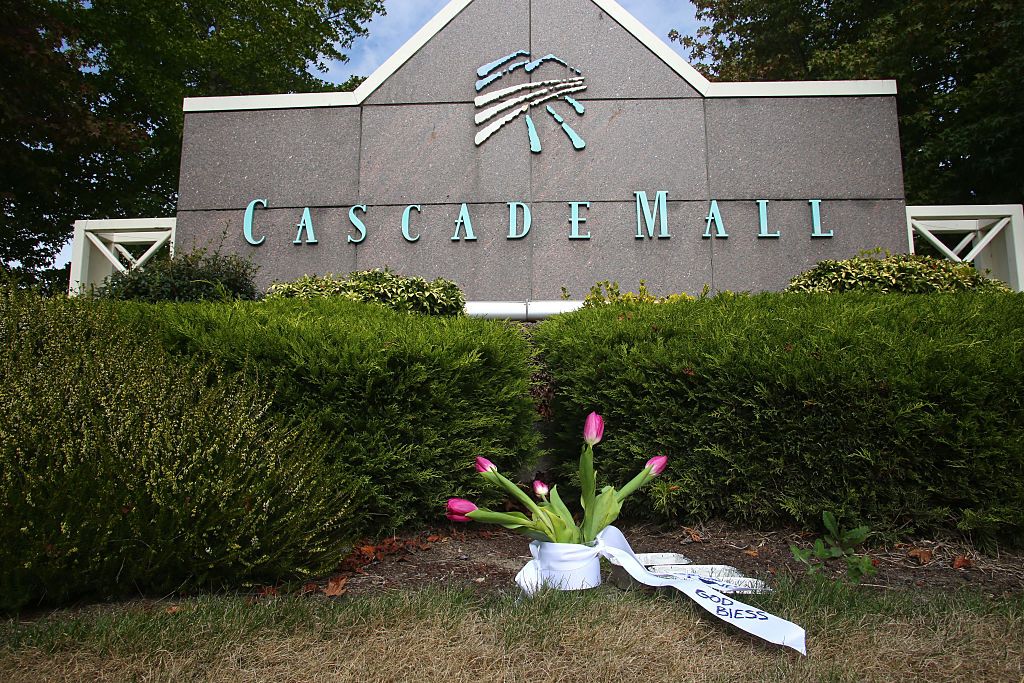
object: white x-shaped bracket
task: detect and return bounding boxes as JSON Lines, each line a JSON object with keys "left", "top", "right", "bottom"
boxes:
{"left": 906, "top": 205, "right": 1024, "bottom": 291}
{"left": 69, "top": 218, "right": 176, "bottom": 294}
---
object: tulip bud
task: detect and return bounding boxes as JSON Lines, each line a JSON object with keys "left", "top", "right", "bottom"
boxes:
{"left": 646, "top": 455, "right": 668, "bottom": 476}
{"left": 446, "top": 498, "right": 478, "bottom": 522}
{"left": 583, "top": 412, "right": 604, "bottom": 446}
{"left": 532, "top": 480, "right": 550, "bottom": 499}
{"left": 475, "top": 457, "right": 498, "bottom": 474}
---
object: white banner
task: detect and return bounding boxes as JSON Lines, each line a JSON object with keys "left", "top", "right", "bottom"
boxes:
{"left": 515, "top": 525, "right": 806, "bottom": 656}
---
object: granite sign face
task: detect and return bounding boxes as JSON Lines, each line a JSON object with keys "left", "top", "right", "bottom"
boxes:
{"left": 176, "top": 0, "right": 907, "bottom": 301}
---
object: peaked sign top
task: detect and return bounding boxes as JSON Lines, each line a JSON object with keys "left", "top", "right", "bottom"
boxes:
{"left": 184, "top": 0, "right": 897, "bottom": 112}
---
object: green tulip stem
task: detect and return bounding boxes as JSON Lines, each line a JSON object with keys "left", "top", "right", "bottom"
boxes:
{"left": 493, "top": 470, "right": 546, "bottom": 518}
{"left": 614, "top": 467, "right": 653, "bottom": 504}
{"left": 580, "top": 444, "right": 596, "bottom": 513}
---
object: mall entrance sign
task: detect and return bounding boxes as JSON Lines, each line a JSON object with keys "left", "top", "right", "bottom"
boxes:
{"left": 176, "top": 0, "right": 905, "bottom": 300}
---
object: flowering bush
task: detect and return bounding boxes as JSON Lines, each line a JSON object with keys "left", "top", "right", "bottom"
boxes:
{"left": 0, "top": 288, "right": 366, "bottom": 610}
{"left": 446, "top": 413, "right": 666, "bottom": 543}
{"left": 786, "top": 251, "right": 1011, "bottom": 293}
{"left": 265, "top": 268, "right": 465, "bottom": 316}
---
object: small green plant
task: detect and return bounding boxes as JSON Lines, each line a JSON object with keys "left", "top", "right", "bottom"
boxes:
{"left": 579, "top": 280, "right": 694, "bottom": 308}
{"left": 95, "top": 247, "right": 259, "bottom": 302}
{"left": 787, "top": 250, "right": 1012, "bottom": 293}
{"left": 790, "top": 512, "right": 876, "bottom": 583}
{"left": 266, "top": 268, "right": 465, "bottom": 316}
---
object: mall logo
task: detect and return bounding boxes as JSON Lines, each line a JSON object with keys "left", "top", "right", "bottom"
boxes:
{"left": 473, "top": 50, "right": 587, "bottom": 153}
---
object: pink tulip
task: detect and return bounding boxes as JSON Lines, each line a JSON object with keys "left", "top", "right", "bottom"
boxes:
{"left": 475, "top": 457, "right": 498, "bottom": 473}
{"left": 533, "top": 480, "right": 550, "bottom": 498}
{"left": 446, "top": 498, "right": 478, "bottom": 522}
{"left": 646, "top": 456, "right": 668, "bottom": 476}
{"left": 583, "top": 412, "right": 604, "bottom": 446}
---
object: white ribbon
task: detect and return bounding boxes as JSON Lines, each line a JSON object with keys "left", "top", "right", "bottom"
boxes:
{"left": 515, "top": 525, "right": 807, "bottom": 656}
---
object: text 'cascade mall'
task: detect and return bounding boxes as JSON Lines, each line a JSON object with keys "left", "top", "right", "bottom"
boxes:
{"left": 177, "top": 0, "right": 905, "bottom": 300}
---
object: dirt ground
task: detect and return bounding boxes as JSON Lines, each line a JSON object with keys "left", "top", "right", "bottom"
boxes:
{"left": 317, "top": 522, "right": 1024, "bottom": 599}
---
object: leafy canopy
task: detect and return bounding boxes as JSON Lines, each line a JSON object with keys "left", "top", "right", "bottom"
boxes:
{"left": 671, "top": 0, "right": 1024, "bottom": 207}
{"left": 0, "top": 0, "right": 384, "bottom": 283}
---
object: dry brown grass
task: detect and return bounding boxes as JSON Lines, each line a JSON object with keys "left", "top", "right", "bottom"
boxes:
{"left": 2, "top": 586, "right": 1022, "bottom": 683}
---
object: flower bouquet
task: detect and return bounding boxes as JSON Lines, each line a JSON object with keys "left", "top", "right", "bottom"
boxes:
{"left": 445, "top": 412, "right": 808, "bottom": 655}
{"left": 447, "top": 412, "right": 665, "bottom": 545}
{"left": 446, "top": 412, "right": 666, "bottom": 591}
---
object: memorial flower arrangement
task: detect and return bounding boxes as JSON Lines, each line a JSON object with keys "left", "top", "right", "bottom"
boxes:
{"left": 446, "top": 412, "right": 667, "bottom": 543}
{"left": 445, "top": 412, "right": 808, "bottom": 655}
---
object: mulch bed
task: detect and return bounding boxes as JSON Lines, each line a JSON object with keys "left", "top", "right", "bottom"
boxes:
{"left": 305, "top": 522, "right": 1024, "bottom": 599}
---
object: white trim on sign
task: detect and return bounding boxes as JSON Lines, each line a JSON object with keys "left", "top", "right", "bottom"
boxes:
{"left": 181, "top": 0, "right": 898, "bottom": 113}
{"left": 707, "top": 80, "right": 898, "bottom": 98}
{"left": 183, "top": 91, "right": 359, "bottom": 113}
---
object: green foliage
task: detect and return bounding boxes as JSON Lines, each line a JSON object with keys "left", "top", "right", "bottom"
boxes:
{"left": 790, "top": 512, "right": 876, "bottom": 583}
{"left": 670, "top": 1, "right": 1024, "bottom": 206}
{"left": 578, "top": 280, "right": 696, "bottom": 309}
{"left": 786, "top": 252, "right": 1013, "bottom": 294}
{"left": 266, "top": 269, "right": 465, "bottom": 316}
{"left": 1, "top": 0, "right": 384, "bottom": 280}
{"left": 0, "top": 287, "right": 366, "bottom": 611}
{"left": 117, "top": 297, "right": 540, "bottom": 533}
{"left": 533, "top": 293, "right": 1024, "bottom": 545}
{"left": 95, "top": 248, "right": 259, "bottom": 302}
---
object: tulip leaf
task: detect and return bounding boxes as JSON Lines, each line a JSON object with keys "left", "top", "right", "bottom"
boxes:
{"left": 542, "top": 508, "right": 574, "bottom": 544}
{"left": 548, "top": 486, "right": 581, "bottom": 543}
{"left": 467, "top": 509, "right": 538, "bottom": 529}
{"left": 584, "top": 486, "right": 622, "bottom": 542}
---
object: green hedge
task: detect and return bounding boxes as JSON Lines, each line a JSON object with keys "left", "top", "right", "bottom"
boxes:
{"left": 117, "top": 298, "right": 540, "bottom": 533}
{"left": 533, "top": 293, "right": 1024, "bottom": 544}
{"left": 0, "top": 289, "right": 365, "bottom": 611}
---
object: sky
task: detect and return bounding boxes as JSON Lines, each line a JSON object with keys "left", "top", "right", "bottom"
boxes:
{"left": 320, "top": 0, "right": 699, "bottom": 85}
{"left": 54, "top": 1, "right": 699, "bottom": 269}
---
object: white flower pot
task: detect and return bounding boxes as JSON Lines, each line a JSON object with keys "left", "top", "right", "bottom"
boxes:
{"left": 532, "top": 540, "right": 602, "bottom": 591}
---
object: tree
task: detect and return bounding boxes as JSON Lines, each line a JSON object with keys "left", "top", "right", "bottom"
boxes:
{"left": 670, "top": 0, "right": 1024, "bottom": 207}
{"left": 0, "top": 0, "right": 384, "bottom": 283}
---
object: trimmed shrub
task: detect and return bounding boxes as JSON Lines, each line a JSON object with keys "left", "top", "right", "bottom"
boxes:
{"left": 533, "top": 293, "right": 1024, "bottom": 544}
{"left": 0, "top": 288, "right": 366, "bottom": 611}
{"left": 787, "top": 252, "right": 1012, "bottom": 293}
{"left": 266, "top": 268, "right": 465, "bottom": 316}
{"left": 116, "top": 298, "right": 540, "bottom": 533}
{"left": 96, "top": 248, "right": 259, "bottom": 302}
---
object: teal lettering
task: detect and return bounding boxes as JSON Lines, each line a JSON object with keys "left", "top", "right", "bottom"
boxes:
{"left": 348, "top": 205, "right": 367, "bottom": 244}
{"left": 757, "top": 200, "right": 780, "bottom": 238}
{"left": 809, "top": 200, "right": 833, "bottom": 238}
{"left": 507, "top": 202, "right": 531, "bottom": 240}
{"left": 635, "top": 191, "right": 670, "bottom": 239}
{"left": 452, "top": 203, "right": 477, "bottom": 241}
{"left": 569, "top": 201, "right": 591, "bottom": 240}
{"left": 402, "top": 205, "right": 421, "bottom": 243}
{"left": 243, "top": 198, "right": 267, "bottom": 246}
{"left": 703, "top": 200, "right": 728, "bottom": 239}
{"left": 294, "top": 207, "right": 318, "bottom": 245}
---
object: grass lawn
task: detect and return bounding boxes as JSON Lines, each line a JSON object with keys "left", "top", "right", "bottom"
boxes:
{"left": 2, "top": 577, "right": 1021, "bottom": 682}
